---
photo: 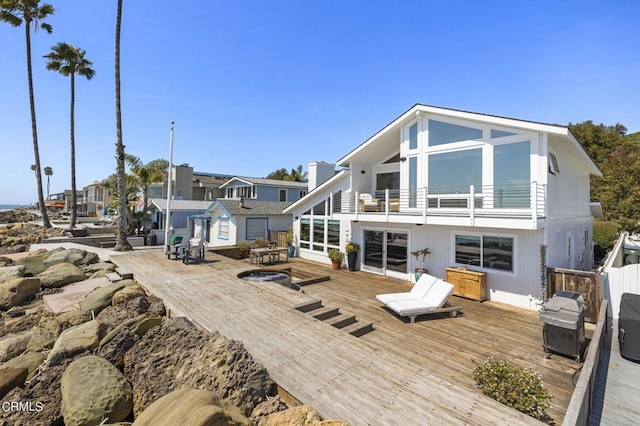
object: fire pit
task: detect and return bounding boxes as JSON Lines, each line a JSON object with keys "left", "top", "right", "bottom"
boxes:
{"left": 237, "top": 269, "right": 299, "bottom": 291}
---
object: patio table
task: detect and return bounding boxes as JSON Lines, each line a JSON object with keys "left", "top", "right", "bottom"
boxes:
{"left": 249, "top": 247, "right": 289, "bottom": 266}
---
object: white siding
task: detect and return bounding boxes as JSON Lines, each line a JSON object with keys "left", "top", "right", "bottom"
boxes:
{"left": 604, "top": 265, "right": 640, "bottom": 318}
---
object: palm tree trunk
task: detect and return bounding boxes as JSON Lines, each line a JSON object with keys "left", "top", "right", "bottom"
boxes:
{"left": 25, "top": 24, "right": 51, "bottom": 228}
{"left": 70, "top": 72, "right": 77, "bottom": 228}
{"left": 114, "top": 0, "right": 131, "bottom": 251}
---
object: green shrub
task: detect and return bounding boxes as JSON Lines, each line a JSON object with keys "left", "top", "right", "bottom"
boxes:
{"left": 593, "top": 220, "right": 621, "bottom": 261}
{"left": 328, "top": 248, "right": 345, "bottom": 262}
{"left": 473, "top": 357, "right": 552, "bottom": 421}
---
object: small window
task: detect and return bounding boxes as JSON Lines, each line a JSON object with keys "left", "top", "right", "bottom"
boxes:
{"left": 279, "top": 189, "right": 287, "bottom": 202}
{"left": 548, "top": 153, "right": 560, "bottom": 174}
{"left": 226, "top": 187, "right": 234, "bottom": 198}
{"left": 246, "top": 218, "right": 267, "bottom": 240}
{"left": 218, "top": 217, "right": 229, "bottom": 240}
{"left": 409, "top": 123, "right": 418, "bottom": 150}
{"left": 299, "top": 190, "right": 307, "bottom": 198}
{"left": 491, "top": 129, "right": 517, "bottom": 138}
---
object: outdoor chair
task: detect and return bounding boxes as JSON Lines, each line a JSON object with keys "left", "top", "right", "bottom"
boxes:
{"left": 359, "top": 193, "right": 379, "bottom": 212}
{"left": 384, "top": 279, "right": 463, "bottom": 323}
{"left": 376, "top": 273, "right": 439, "bottom": 305}
{"left": 167, "top": 236, "right": 189, "bottom": 260}
{"left": 181, "top": 238, "right": 207, "bottom": 264}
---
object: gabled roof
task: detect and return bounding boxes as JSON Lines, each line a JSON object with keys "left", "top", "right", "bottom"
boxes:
{"left": 338, "top": 103, "right": 601, "bottom": 176}
{"left": 147, "top": 198, "right": 213, "bottom": 212}
{"left": 205, "top": 199, "right": 293, "bottom": 217}
{"left": 283, "top": 170, "right": 349, "bottom": 214}
{"left": 219, "top": 176, "right": 308, "bottom": 189}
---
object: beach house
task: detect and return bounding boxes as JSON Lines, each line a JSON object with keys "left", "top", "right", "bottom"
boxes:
{"left": 284, "top": 104, "right": 602, "bottom": 310}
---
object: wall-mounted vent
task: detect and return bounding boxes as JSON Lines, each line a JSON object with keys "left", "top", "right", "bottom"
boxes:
{"left": 548, "top": 153, "right": 560, "bottom": 174}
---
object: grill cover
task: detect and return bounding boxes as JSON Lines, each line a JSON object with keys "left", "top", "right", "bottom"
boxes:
{"left": 619, "top": 293, "right": 640, "bottom": 362}
{"left": 540, "top": 290, "right": 586, "bottom": 330}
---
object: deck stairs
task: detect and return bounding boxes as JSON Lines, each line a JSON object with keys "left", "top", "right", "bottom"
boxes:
{"left": 295, "top": 300, "right": 374, "bottom": 337}
{"left": 106, "top": 268, "right": 134, "bottom": 283}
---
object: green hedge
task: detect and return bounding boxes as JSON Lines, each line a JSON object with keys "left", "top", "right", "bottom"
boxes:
{"left": 593, "top": 220, "right": 620, "bottom": 261}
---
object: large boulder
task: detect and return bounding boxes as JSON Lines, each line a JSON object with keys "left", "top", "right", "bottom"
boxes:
{"left": 97, "top": 327, "right": 140, "bottom": 370}
{"left": 43, "top": 249, "right": 84, "bottom": 268}
{"left": 97, "top": 296, "right": 150, "bottom": 333}
{"left": 0, "top": 265, "right": 26, "bottom": 283}
{"left": 133, "top": 388, "right": 250, "bottom": 426}
{"left": 99, "top": 312, "right": 162, "bottom": 350}
{"left": 0, "top": 277, "right": 40, "bottom": 310}
{"left": 80, "top": 282, "right": 127, "bottom": 315}
{"left": 112, "top": 284, "right": 146, "bottom": 306}
{"left": 27, "top": 314, "right": 62, "bottom": 352}
{"left": 82, "top": 261, "right": 117, "bottom": 275}
{"left": 0, "top": 308, "right": 47, "bottom": 338}
{"left": 57, "top": 310, "right": 93, "bottom": 329}
{"left": 124, "top": 317, "right": 270, "bottom": 417}
{"left": 257, "top": 405, "right": 349, "bottom": 426}
{"left": 37, "top": 263, "right": 86, "bottom": 289}
{"left": 46, "top": 320, "right": 106, "bottom": 367}
{"left": 1, "top": 351, "right": 46, "bottom": 380}
{"left": 61, "top": 355, "right": 133, "bottom": 426}
{"left": 0, "top": 330, "right": 33, "bottom": 362}
{"left": 80, "top": 251, "right": 100, "bottom": 266}
{"left": 14, "top": 249, "right": 49, "bottom": 275}
{"left": 0, "top": 354, "right": 81, "bottom": 425}
{"left": 0, "top": 367, "right": 28, "bottom": 399}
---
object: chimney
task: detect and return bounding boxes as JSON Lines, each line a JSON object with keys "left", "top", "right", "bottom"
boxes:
{"left": 308, "top": 161, "right": 335, "bottom": 191}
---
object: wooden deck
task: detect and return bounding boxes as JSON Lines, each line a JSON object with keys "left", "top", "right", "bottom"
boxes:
{"left": 111, "top": 249, "right": 580, "bottom": 425}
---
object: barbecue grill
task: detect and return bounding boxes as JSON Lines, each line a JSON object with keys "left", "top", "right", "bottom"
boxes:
{"left": 539, "top": 290, "right": 586, "bottom": 362}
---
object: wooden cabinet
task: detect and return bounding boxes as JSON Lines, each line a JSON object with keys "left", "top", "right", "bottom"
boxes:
{"left": 445, "top": 267, "right": 487, "bottom": 301}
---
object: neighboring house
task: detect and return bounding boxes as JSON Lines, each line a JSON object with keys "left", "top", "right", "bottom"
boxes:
{"left": 146, "top": 198, "right": 213, "bottom": 245}
{"left": 194, "top": 199, "right": 293, "bottom": 247}
{"left": 220, "top": 177, "right": 308, "bottom": 202}
{"left": 146, "top": 164, "right": 232, "bottom": 201}
{"left": 63, "top": 190, "right": 84, "bottom": 214}
{"left": 81, "top": 181, "right": 112, "bottom": 218}
{"left": 284, "top": 104, "right": 602, "bottom": 311}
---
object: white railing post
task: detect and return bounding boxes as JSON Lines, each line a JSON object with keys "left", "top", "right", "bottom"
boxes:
{"left": 422, "top": 187, "right": 428, "bottom": 219}
{"left": 354, "top": 190, "right": 359, "bottom": 219}
{"left": 385, "top": 188, "right": 390, "bottom": 218}
{"left": 469, "top": 185, "right": 475, "bottom": 226}
{"left": 531, "top": 182, "right": 537, "bottom": 224}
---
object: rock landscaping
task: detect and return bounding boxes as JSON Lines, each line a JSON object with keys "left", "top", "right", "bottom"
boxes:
{"left": 0, "top": 242, "right": 348, "bottom": 425}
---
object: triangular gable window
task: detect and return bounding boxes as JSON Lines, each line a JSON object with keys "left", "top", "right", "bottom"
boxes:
{"left": 428, "top": 120, "right": 483, "bottom": 146}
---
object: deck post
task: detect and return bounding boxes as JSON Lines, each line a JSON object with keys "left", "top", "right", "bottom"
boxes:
{"left": 422, "top": 187, "right": 427, "bottom": 220}
{"left": 354, "top": 190, "right": 359, "bottom": 220}
{"left": 531, "top": 181, "right": 538, "bottom": 226}
{"left": 385, "top": 188, "right": 390, "bottom": 219}
{"left": 469, "top": 185, "right": 475, "bottom": 226}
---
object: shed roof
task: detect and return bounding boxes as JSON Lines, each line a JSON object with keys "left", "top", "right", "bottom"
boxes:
{"left": 207, "top": 199, "right": 293, "bottom": 217}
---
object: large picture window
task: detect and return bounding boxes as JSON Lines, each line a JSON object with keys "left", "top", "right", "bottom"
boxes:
{"left": 493, "top": 141, "right": 530, "bottom": 208}
{"left": 455, "top": 234, "right": 513, "bottom": 272}
{"left": 246, "top": 218, "right": 267, "bottom": 240}
{"left": 298, "top": 217, "right": 340, "bottom": 252}
{"left": 300, "top": 218, "right": 310, "bottom": 249}
{"left": 428, "top": 148, "right": 482, "bottom": 194}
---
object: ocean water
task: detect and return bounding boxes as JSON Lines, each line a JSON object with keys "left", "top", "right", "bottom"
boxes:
{"left": 0, "top": 204, "right": 27, "bottom": 212}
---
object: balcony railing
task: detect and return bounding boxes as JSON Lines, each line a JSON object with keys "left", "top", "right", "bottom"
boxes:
{"left": 336, "top": 183, "right": 546, "bottom": 222}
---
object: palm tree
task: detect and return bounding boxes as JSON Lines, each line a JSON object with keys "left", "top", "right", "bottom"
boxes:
{"left": 43, "top": 166, "right": 52, "bottom": 199}
{"left": 127, "top": 156, "right": 169, "bottom": 244}
{"left": 44, "top": 42, "right": 95, "bottom": 229}
{"left": 113, "top": 0, "right": 130, "bottom": 251}
{"left": 1, "top": 0, "right": 54, "bottom": 228}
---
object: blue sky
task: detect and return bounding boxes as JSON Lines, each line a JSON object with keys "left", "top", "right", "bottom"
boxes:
{"left": 1, "top": 0, "right": 639, "bottom": 205}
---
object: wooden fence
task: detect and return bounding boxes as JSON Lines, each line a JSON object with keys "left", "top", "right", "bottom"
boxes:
{"left": 547, "top": 268, "right": 600, "bottom": 323}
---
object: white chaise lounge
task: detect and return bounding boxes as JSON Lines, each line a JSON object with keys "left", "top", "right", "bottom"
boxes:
{"left": 384, "top": 279, "right": 463, "bottom": 323}
{"left": 376, "top": 273, "right": 439, "bottom": 305}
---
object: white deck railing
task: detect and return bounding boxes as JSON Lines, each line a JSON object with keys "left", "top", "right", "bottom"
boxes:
{"left": 337, "top": 183, "right": 546, "bottom": 221}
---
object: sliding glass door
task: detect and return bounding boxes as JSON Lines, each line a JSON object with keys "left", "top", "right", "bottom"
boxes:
{"left": 362, "top": 228, "right": 409, "bottom": 279}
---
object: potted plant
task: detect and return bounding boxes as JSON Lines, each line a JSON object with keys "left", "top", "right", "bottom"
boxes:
{"left": 238, "top": 240, "right": 251, "bottom": 259}
{"left": 411, "top": 248, "right": 431, "bottom": 281}
{"left": 345, "top": 241, "right": 360, "bottom": 271}
{"left": 286, "top": 226, "right": 296, "bottom": 257}
{"left": 328, "top": 248, "right": 345, "bottom": 270}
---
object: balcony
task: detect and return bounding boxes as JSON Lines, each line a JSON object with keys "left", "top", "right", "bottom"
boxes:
{"left": 334, "top": 183, "right": 546, "bottom": 229}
